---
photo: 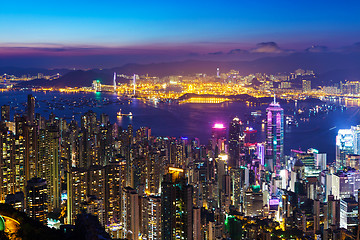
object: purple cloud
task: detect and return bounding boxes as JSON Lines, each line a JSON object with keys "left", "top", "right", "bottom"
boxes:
{"left": 251, "top": 42, "right": 284, "bottom": 53}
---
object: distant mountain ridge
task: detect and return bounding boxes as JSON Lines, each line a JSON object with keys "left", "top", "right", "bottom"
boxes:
{"left": 0, "top": 67, "right": 70, "bottom": 76}
{"left": 16, "top": 70, "right": 129, "bottom": 88}
{"left": 7, "top": 51, "right": 360, "bottom": 88}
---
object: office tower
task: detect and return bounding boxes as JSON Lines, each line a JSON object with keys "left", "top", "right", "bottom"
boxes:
{"left": 315, "top": 152, "right": 327, "bottom": 170}
{"left": 26, "top": 177, "right": 47, "bottom": 223}
{"left": 161, "top": 167, "right": 193, "bottom": 240}
{"left": 340, "top": 196, "right": 358, "bottom": 230}
{"left": 257, "top": 143, "right": 265, "bottom": 166}
{"left": 27, "top": 94, "right": 35, "bottom": 124}
{"left": 296, "top": 152, "right": 316, "bottom": 168}
{"left": 230, "top": 168, "right": 243, "bottom": 211}
{"left": 265, "top": 96, "right": 284, "bottom": 171}
{"left": 211, "top": 123, "right": 226, "bottom": 157}
{"left": 228, "top": 117, "right": 241, "bottom": 167}
{"left": 244, "top": 185, "right": 263, "bottom": 217}
{"left": 244, "top": 127, "right": 257, "bottom": 146}
{"left": 351, "top": 125, "right": 360, "bottom": 154}
{"left": 1, "top": 105, "right": 10, "bottom": 122}
{"left": 302, "top": 80, "right": 311, "bottom": 92}
{"left": 336, "top": 129, "right": 355, "bottom": 169}
{"left": 216, "top": 155, "right": 230, "bottom": 209}
{"left": 329, "top": 170, "right": 360, "bottom": 200}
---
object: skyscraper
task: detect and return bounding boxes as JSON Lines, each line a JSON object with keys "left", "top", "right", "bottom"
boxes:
{"left": 38, "top": 125, "right": 60, "bottom": 212}
{"left": 211, "top": 123, "right": 226, "bottom": 157}
{"left": 161, "top": 167, "right": 193, "bottom": 240}
{"left": 26, "top": 177, "right": 47, "bottom": 223}
{"left": 122, "top": 187, "right": 139, "bottom": 240}
{"left": 27, "top": 94, "right": 35, "bottom": 125}
{"left": 228, "top": 117, "right": 242, "bottom": 168}
{"left": 265, "top": 96, "right": 284, "bottom": 171}
{"left": 1, "top": 105, "right": 10, "bottom": 122}
{"left": 336, "top": 129, "right": 354, "bottom": 169}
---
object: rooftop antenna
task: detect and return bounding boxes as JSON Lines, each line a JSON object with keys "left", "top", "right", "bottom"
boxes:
{"left": 113, "top": 72, "right": 116, "bottom": 92}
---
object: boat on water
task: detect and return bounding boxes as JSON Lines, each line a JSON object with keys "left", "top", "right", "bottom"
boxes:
{"left": 117, "top": 109, "right": 133, "bottom": 117}
{"left": 285, "top": 115, "right": 298, "bottom": 127}
{"left": 251, "top": 110, "right": 261, "bottom": 117}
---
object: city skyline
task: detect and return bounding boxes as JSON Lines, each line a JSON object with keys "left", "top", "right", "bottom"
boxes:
{"left": 3, "top": 1, "right": 360, "bottom": 239}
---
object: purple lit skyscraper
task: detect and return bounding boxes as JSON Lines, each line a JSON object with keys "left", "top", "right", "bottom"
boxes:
{"left": 211, "top": 123, "right": 226, "bottom": 156}
{"left": 265, "top": 95, "right": 284, "bottom": 171}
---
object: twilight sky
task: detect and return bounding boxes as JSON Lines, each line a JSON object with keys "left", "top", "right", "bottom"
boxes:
{"left": 1, "top": 0, "right": 360, "bottom": 68}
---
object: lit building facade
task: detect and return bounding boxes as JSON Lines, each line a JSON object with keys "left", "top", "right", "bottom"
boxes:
{"left": 336, "top": 129, "right": 354, "bottom": 168}
{"left": 228, "top": 117, "right": 242, "bottom": 167}
{"left": 26, "top": 177, "right": 47, "bottom": 223}
{"left": 265, "top": 97, "right": 284, "bottom": 171}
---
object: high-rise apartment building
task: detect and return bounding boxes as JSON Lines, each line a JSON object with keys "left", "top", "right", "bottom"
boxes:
{"left": 26, "top": 177, "right": 47, "bottom": 223}
{"left": 161, "top": 167, "right": 193, "bottom": 240}
{"left": 1, "top": 105, "right": 10, "bottom": 122}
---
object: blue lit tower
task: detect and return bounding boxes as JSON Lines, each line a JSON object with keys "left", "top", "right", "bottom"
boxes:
{"left": 265, "top": 95, "right": 284, "bottom": 171}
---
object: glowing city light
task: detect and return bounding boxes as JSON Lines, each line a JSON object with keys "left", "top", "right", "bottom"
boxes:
{"left": 213, "top": 123, "right": 225, "bottom": 129}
